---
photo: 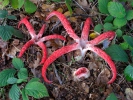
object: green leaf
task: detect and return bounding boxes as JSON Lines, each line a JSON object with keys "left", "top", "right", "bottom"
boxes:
{"left": 7, "top": 77, "right": 18, "bottom": 84}
{"left": 120, "top": 42, "right": 129, "bottom": 50}
{"left": 131, "top": 2, "right": 133, "bottom": 7}
{"left": 7, "top": 15, "right": 17, "bottom": 20}
{"left": 18, "top": 0, "right": 25, "bottom": 8}
{"left": 104, "top": 16, "right": 114, "bottom": 23}
{"left": 113, "top": 18, "right": 127, "bottom": 28}
{"left": 0, "top": 69, "right": 16, "bottom": 87}
{"left": 105, "top": 44, "right": 128, "bottom": 62}
{"left": 0, "top": 10, "right": 8, "bottom": 18}
{"left": 116, "top": 29, "right": 123, "bottom": 38}
{"left": 98, "top": 0, "right": 111, "bottom": 14}
{"left": 0, "top": 25, "right": 14, "bottom": 41}
{"left": 123, "top": 35, "right": 133, "bottom": 48}
{"left": 17, "top": 79, "right": 27, "bottom": 84}
{"left": 12, "top": 58, "right": 24, "bottom": 70}
{"left": 65, "top": 0, "right": 73, "bottom": 15}
{"left": 17, "top": 68, "right": 28, "bottom": 79}
{"left": 124, "top": 65, "right": 133, "bottom": 81}
{"left": 0, "top": 0, "right": 9, "bottom": 9}
{"left": 9, "top": 84, "right": 20, "bottom": 100}
{"left": 52, "top": 0, "right": 61, "bottom": 2}
{"left": 106, "top": 93, "right": 118, "bottom": 100}
{"left": 10, "top": 0, "right": 18, "bottom": 9}
{"left": 103, "top": 23, "right": 113, "bottom": 31}
{"left": 22, "top": 89, "right": 29, "bottom": 100}
{"left": 94, "top": 24, "right": 103, "bottom": 33}
{"left": 108, "top": 2, "right": 126, "bottom": 18}
{"left": 25, "top": 82, "right": 49, "bottom": 98}
{"left": 12, "top": 28, "right": 24, "bottom": 38}
{"left": 24, "top": 0, "right": 37, "bottom": 14}
{"left": 126, "top": 10, "right": 133, "bottom": 20}
{"left": 29, "top": 78, "right": 40, "bottom": 83}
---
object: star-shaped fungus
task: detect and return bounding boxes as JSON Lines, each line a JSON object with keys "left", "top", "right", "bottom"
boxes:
{"left": 42, "top": 11, "right": 117, "bottom": 84}
{"left": 18, "top": 17, "right": 66, "bottom": 64}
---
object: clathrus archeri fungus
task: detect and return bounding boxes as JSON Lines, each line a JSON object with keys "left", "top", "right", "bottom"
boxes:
{"left": 40, "top": 11, "right": 116, "bottom": 84}
{"left": 18, "top": 17, "right": 66, "bottom": 64}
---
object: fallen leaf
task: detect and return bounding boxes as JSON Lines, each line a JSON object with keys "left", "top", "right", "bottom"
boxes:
{"left": 41, "top": 4, "right": 55, "bottom": 12}
{"left": 125, "top": 88, "right": 133, "bottom": 100}
{"left": 56, "top": 8, "right": 63, "bottom": 13}
{"left": 77, "top": 0, "right": 89, "bottom": 8}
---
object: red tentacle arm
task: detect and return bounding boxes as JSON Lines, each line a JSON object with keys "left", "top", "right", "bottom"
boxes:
{"left": 88, "top": 31, "right": 115, "bottom": 45}
{"left": 18, "top": 17, "right": 36, "bottom": 38}
{"left": 18, "top": 39, "right": 34, "bottom": 57}
{"left": 39, "top": 34, "right": 66, "bottom": 42}
{"left": 42, "top": 43, "right": 80, "bottom": 83}
{"left": 81, "top": 18, "right": 92, "bottom": 41}
{"left": 36, "top": 42, "right": 47, "bottom": 64}
{"left": 46, "top": 11, "right": 80, "bottom": 41}
{"left": 37, "top": 24, "right": 46, "bottom": 39}
{"left": 88, "top": 46, "right": 117, "bottom": 84}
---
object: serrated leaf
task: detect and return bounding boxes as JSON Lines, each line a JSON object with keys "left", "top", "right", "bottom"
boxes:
{"left": 12, "top": 58, "right": 24, "bottom": 70}
{"left": 22, "top": 89, "right": 29, "bottom": 100}
{"left": 106, "top": 93, "right": 118, "bottom": 100}
{"left": 98, "top": 0, "right": 111, "bottom": 14}
{"left": 0, "top": 10, "right": 8, "bottom": 18}
{"left": 18, "top": 0, "right": 25, "bottom": 8}
{"left": 123, "top": 35, "right": 133, "bottom": 48}
{"left": 94, "top": 24, "right": 103, "bottom": 33}
{"left": 25, "top": 82, "right": 49, "bottom": 98}
{"left": 65, "top": 0, "right": 73, "bottom": 15}
{"left": 103, "top": 23, "right": 113, "bottom": 31}
{"left": 9, "top": 84, "right": 20, "bottom": 100}
{"left": 108, "top": 2, "right": 126, "bottom": 18}
{"left": 124, "top": 65, "right": 133, "bottom": 81}
{"left": 7, "top": 15, "right": 17, "bottom": 20}
{"left": 113, "top": 18, "right": 127, "bottom": 28}
{"left": 120, "top": 42, "right": 129, "bottom": 50}
{"left": 104, "top": 16, "right": 114, "bottom": 23}
{"left": 7, "top": 77, "right": 17, "bottom": 84}
{"left": 10, "top": 0, "right": 18, "bottom": 9}
{"left": 17, "top": 68, "right": 28, "bottom": 79}
{"left": 105, "top": 44, "right": 128, "bottom": 62}
{"left": 29, "top": 78, "right": 40, "bottom": 83}
{"left": 24, "top": 0, "right": 37, "bottom": 14}
{"left": 0, "top": 69, "right": 16, "bottom": 87}
{"left": 0, "top": 25, "right": 13, "bottom": 41}
{"left": 126, "top": 10, "right": 133, "bottom": 20}
{"left": 116, "top": 29, "right": 123, "bottom": 38}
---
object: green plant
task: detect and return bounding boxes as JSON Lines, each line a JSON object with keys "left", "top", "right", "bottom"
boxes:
{"left": 105, "top": 35, "right": 133, "bottom": 82}
{"left": 0, "top": 10, "right": 23, "bottom": 41}
{"left": 0, "top": 58, "right": 49, "bottom": 100}
{"left": 0, "top": 0, "right": 37, "bottom": 14}
{"left": 47, "top": 0, "right": 73, "bottom": 14}
{"left": 106, "top": 93, "right": 118, "bottom": 100}
{"left": 95, "top": 0, "right": 133, "bottom": 38}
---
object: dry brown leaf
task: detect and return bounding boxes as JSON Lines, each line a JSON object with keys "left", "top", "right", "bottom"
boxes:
{"left": 96, "top": 68, "right": 111, "bottom": 84}
{"left": 0, "top": 38, "right": 7, "bottom": 49}
{"left": 64, "top": 11, "right": 71, "bottom": 17}
{"left": 125, "top": 88, "right": 133, "bottom": 100}
{"left": 41, "top": 4, "right": 55, "bottom": 12}
{"left": 30, "top": 0, "right": 38, "bottom": 4}
{"left": 77, "top": 0, "right": 89, "bottom": 8}
{"left": 56, "top": 8, "right": 63, "bottom": 13}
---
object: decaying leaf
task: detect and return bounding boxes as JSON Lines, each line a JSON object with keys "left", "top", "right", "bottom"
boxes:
{"left": 125, "top": 88, "right": 133, "bottom": 100}
{"left": 41, "top": 4, "right": 55, "bottom": 12}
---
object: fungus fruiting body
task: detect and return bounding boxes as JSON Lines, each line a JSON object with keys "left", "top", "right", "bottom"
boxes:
{"left": 41, "top": 11, "right": 117, "bottom": 84}
{"left": 18, "top": 17, "right": 66, "bottom": 64}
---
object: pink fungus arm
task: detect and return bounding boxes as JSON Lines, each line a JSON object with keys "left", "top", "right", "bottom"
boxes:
{"left": 37, "top": 24, "right": 46, "bottom": 38}
{"left": 18, "top": 39, "right": 34, "bottom": 57}
{"left": 88, "top": 31, "right": 115, "bottom": 45}
{"left": 46, "top": 11, "right": 80, "bottom": 41}
{"left": 39, "top": 34, "right": 66, "bottom": 42}
{"left": 37, "top": 42, "right": 47, "bottom": 64}
{"left": 81, "top": 18, "right": 92, "bottom": 41}
{"left": 18, "top": 17, "right": 36, "bottom": 38}
{"left": 42, "top": 43, "right": 80, "bottom": 83}
{"left": 88, "top": 46, "right": 117, "bottom": 84}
